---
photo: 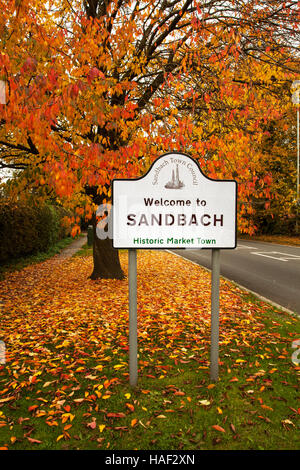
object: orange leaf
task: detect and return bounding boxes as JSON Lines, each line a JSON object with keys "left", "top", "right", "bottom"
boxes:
{"left": 0, "top": 397, "right": 15, "bottom": 403}
{"left": 261, "top": 405, "right": 273, "bottom": 411}
{"left": 106, "top": 412, "right": 126, "bottom": 418}
{"left": 27, "top": 437, "right": 42, "bottom": 444}
{"left": 126, "top": 403, "right": 135, "bottom": 412}
{"left": 28, "top": 405, "right": 38, "bottom": 412}
{"left": 64, "top": 424, "right": 72, "bottom": 431}
{"left": 212, "top": 425, "right": 226, "bottom": 433}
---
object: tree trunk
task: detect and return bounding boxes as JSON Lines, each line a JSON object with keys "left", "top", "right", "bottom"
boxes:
{"left": 89, "top": 213, "right": 125, "bottom": 280}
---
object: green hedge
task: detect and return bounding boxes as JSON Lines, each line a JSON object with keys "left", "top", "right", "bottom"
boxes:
{"left": 0, "top": 201, "right": 70, "bottom": 263}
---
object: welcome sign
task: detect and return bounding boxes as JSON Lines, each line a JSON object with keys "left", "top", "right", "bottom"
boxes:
{"left": 112, "top": 152, "right": 237, "bottom": 249}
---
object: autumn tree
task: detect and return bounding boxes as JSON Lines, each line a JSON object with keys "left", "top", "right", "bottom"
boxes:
{"left": 0, "top": 0, "right": 299, "bottom": 278}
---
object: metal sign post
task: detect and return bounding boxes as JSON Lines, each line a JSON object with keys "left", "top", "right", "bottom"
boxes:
{"left": 291, "top": 80, "right": 300, "bottom": 233}
{"left": 210, "top": 249, "right": 221, "bottom": 381}
{"left": 128, "top": 249, "right": 138, "bottom": 387}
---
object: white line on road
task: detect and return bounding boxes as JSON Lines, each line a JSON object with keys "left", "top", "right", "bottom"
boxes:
{"left": 251, "top": 251, "right": 300, "bottom": 261}
{"left": 237, "top": 244, "right": 257, "bottom": 249}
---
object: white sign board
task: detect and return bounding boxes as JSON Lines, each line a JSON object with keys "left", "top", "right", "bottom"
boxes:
{"left": 113, "top": 153, "right": 237, "bottom": 249}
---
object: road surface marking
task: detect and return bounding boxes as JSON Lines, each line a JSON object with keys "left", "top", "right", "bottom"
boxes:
{"left": 251, "top": 251, "right": 300, "bottom": 262}
{"left": 237, "top": 244, "right": 257, "bottom": 249}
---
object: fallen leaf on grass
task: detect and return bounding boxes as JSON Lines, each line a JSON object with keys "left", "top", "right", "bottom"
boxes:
{"left": 106, "top": 412, "right": 126, "bottom": 419}
{"left": 0, "top": 397, "right": 15, "bottom": 403}
{"left": 258, "top": 416, "right": 272, "bottom": 423}
{"left": 282, "top": 419, "right": 295, "bottom": 428}
{"left": 199, "top": 400, "right": 211, "bottom": 406}
{"left": 27, "top": 437, "right": 42, "bottom": 444}
{"left": 126, "top": 403, "right": 135, "bottom": 412}
{"left": 230, "top": 423, "right": 236, "bottom": 433}
{"left": 212, "top": 425, "right": 226, "bottom": 433}
{"left": 87, "top": 417, "right": 97, "bottom": 429}
{"left": 261, "top": 404, "right": 273, "bottom": 411}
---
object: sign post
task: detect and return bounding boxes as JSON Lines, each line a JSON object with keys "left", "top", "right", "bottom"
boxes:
{"left": 291, "top": 80, "right": 300, "bottom": 233}
{"left": 210, "top": 249, "right": 221, "bottom": 381}
{"left": 128, "top": 248, "right": 138, "bottom": 387}
{"left": 112, "top": 152, "right": 237, "bottom": 386}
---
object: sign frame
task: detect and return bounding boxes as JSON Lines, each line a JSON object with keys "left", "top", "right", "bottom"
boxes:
{"left": 112, "top": 152, "right": 237, "bottom": 250}
{"left": 112, "top": 152, "right": 238, "bottom": 386}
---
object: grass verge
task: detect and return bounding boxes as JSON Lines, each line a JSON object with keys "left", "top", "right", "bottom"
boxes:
{"left": 0, "top": 250, "right": 299, "bottom": 450}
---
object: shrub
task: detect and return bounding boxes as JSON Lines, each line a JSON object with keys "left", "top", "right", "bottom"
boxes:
{"left": 0, "top": 201, "right": 71, "bottom": 263}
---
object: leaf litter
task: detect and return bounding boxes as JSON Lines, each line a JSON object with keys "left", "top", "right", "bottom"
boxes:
{"left": 0, "top": 250, "right": 299, "bottom": 449}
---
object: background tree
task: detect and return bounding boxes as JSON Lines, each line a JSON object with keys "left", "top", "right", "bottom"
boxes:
{"left": 0, "top": 0, "right": 299, "bottom": 278}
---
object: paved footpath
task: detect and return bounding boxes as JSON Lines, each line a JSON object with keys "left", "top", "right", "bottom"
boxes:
{"left": 56, "top": 234, "right": 88, "bottom": 259}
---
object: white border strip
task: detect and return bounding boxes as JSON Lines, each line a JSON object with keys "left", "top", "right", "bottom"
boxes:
{"left": 167, "top": 250, "right": 299, "bottom": 318}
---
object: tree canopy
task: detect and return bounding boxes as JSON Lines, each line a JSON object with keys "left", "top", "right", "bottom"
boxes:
{"left": 0, "top": 1, "right": 299, "bottom": 274}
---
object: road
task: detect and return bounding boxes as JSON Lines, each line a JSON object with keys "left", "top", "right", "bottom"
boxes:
{"left": 170, "top": 239, "right": 300, "bottom": 314}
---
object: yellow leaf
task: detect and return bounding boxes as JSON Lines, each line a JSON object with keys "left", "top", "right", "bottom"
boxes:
{"left": 124, "top": 393, "right": 131, "bottom": 399}
{"left": 282, "top": 419, "right": 295, "bottom": 427}
{"left": 10, "top": 437, "right": 16, "bottom": 444}
{"left": 61, "top": 413, "right": 75, "bottom": 423}
{"left": 199, "top": 400, "right": 210, "bottom": 406}
{"left": 56, "top": 435, "right": 64, "bottom": 442}
{"left": 99, "top": 424, "right": 106, "bottom": 432}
